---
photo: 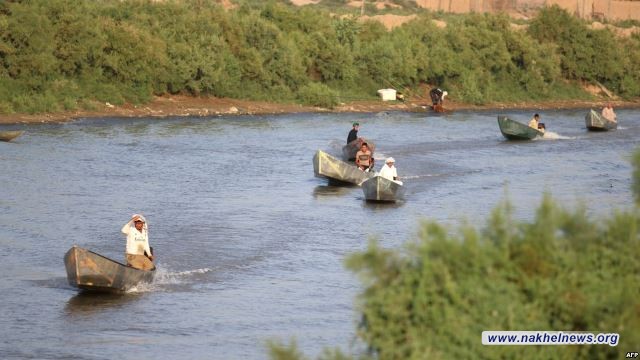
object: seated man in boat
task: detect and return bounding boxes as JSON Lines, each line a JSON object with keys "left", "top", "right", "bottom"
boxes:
{"left": 122, "top": 214, "right": 155, "bottom": 270}
{"left": 528, "top": 113, "right": 545, "bottom": 133}
{"left": 429, "top": 88, "right": 448, "bottom": 111}
{"left": 602, "top": 103, "right": 617, "bottom": 122}
{"left": 347, "top": 122, "right": 359, "bottom": 144}
{"left": 355, "top": 142, "right": 374, "bottom": 172}
{"left": 379, "top": 157, "right": 403, "bottom": 185}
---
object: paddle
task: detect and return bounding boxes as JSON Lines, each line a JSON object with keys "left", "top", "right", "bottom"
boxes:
{"left": 145, "top": 246, "right": 154, "bottom": 262}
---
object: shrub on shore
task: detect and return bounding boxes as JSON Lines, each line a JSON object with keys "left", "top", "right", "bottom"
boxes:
{"left": 528, "top": 5, "right": 640, "bottom": 99}
{"left": 0, "top": 1, "right": 639, "bottom": 114}
{"left": 297, "top": 82, "right": 340, "bottom": 108}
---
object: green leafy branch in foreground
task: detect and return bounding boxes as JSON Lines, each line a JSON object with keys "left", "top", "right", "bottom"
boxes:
{"left": 270, "top": 148, "right": 640, "bottom": 360}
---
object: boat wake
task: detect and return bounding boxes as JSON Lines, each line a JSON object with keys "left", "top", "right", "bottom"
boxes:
{"left": 373, "top": 152, "right": 387, "bottom": 161}
{"left": 401, "top": 173, "right": 445, "bottom": 180}
{"left": 126, "top": 267, "right": 213, "bottom": 293}
{"left": 538, "top": 131, "right": 573, "bottom": 140}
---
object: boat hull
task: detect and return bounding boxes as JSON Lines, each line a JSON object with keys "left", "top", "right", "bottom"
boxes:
{"left": 342, "top": 138, "right": 375, "bottom": 162}
{"left": 361, "top": 176, "right": 405, "bottom": 202}
{"left": 497, "top": 116, "right": 543, "bottom": 140}
{"left": 314, "top": 150, "right": 373, "bottom": 185}
{"left": 64, "top": 246, "right": 154, "bottom": 292}
{"left": 0, "top": 131, "right": 24, "bottom": 142}
{"left": 585, "top": 109, "right": 616, "bottom": 131}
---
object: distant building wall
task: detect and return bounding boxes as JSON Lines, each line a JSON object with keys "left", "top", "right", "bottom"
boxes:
{"left": 608, "top": 1, "right": 640, "bottom": 20}
{"left": 414, "top": 0, "right": 640, "bottom": 20}
{"left": 413, "top": 0, "right": 544, "bottom": 13}
{"left": 413, "top": 0, "right": 503, "bottom": 13}
{"left": 545, "top": 0, "right": 640, "bottom": 20}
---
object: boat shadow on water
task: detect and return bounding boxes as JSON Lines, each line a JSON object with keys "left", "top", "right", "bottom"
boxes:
{"left": 359, "top": 197, "right": 405, "bottom": 210}
{"left": 312, "top": 184, "right": 355, "bottom": 198}
{"left": 65, "top": 291, "right": 144, "bottom": 316}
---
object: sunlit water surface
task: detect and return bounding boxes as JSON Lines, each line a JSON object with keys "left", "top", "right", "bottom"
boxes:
{"left": 1, "top": 109, "right": 638, "bottom": 359}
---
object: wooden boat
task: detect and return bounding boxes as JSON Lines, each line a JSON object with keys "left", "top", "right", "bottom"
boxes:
{"left": 497, "top": 116, "right": 543, "bottom": 140}
{"left": 342, "top": 138, "right": 375, "bottom": 162}
{"left": 361, "top": 175, "right": 405, "bottom": 202}
{"left": 313, "top": 150, "right": 373, "bottom": 185}
{"left": 64, "top": 246, "right": 155, "bottom": 292}
{"left": 0, "top": 130, "right": 24, "bottom": 142}
{"left": 585, "top": 109, "right": 617, "bottom": 131}
{"left": 432, "top": 104, "right": 445, "bottom": 113}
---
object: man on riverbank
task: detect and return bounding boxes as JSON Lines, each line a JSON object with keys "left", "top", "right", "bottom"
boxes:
{"left": 122, "top": 214, "right": 154, "bottom": 270}
{"left": 347, "top": 122, "right": 359, "bottom": 144}
{"left": 429, "top": 88, "right": 448, "bottom": 111}
{"left": 602, "top": 103, "right": 617, "bottom": 122}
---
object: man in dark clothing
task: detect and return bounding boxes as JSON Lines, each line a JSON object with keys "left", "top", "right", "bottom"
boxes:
{"left": 347, "top": 122, "right": 359, "bottom": 144}
{"left": 429, "top": 88, "right": 448, "bottom": 106}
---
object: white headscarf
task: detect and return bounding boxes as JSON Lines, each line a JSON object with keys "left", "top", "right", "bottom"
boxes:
{"left": 132, "top": 214, "right": 148, "bottom": 231}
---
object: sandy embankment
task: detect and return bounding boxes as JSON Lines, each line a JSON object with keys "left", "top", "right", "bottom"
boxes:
{"left": 0, "top": 94, "right": 638, "bottom": 125}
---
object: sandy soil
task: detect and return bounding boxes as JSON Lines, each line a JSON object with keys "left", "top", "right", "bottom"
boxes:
{"left": 589, "top": 21, "right": 640, "bottom": 37}
{"left": 289, "top": 0, "right": 321, "bottom": 5}
{"left": 347, "top": 1, "right": 401, "bottom": 10}
{"left": 1, "top": 94, "right": 638, "bottom": 125}
{"left": 360, "top": 14, "right": 417, "bottom": 29}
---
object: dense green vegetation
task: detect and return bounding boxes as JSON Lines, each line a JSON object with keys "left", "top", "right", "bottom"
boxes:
{"left": 268, "top": 149, "right": 640, "bottom": 359}
{"left": 1, "top": 1, "right": 639, "bottom": 113}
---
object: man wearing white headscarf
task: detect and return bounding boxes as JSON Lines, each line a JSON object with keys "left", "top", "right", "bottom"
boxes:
{"left": 122, "top": 214, "right": 155, "bottom": 270}
{"left": 602, "top": 103, "right": 617, "bottom": 122}
{"left": 379, "top": 157, "right": 402, "bottom": 185}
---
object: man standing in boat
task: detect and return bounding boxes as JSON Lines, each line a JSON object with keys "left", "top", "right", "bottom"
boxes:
{"left": 347, "top": 122, "right": 359, "bottom": 144}
{"left": 602, "top": 103, "right": 617, "bottom": 122}
{"left": 122, "top": 214, "right": 155, "bottom": 270}
{"left": 355, "top": 142, "right": 374, "bottom": 172}
{"left": 528, "top": 113, "right": 545, "bottom": 133}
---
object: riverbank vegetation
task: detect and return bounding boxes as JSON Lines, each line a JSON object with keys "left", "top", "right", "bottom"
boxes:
{"left": 268, "top": 149, "right": 640, "bottom": 358}
{"left": 1, "top": 1, "right": 639, "bottom": 114}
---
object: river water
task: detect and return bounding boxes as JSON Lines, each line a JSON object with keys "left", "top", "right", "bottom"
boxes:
{"left": 0, "top": 109, "right": 638, "bottom": 359}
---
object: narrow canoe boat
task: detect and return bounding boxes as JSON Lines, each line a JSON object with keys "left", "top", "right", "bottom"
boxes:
{"left": 497, "top": 116, "right": 543, "bottom": 140}
{"left": 361, "top": 175, "right": 405, "bottom": 202}
{"left": 585, "top": 109, "right": 617, "bottom": 131}
{"left": 342, "top": 138, "right": 375, "bottom": 162}
{"left": 314, "top": 149, "right": 373, "bottom": 185}
{"left": 0, "top": 130, "right": 24, "bottom": 142}
{"left": 64, "top": 246, "right": 155, "bottom": 292}
{"left": 432, "top": 104, "right": 445, "bottom": 113}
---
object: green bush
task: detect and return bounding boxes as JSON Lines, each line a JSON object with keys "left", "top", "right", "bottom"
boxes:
{"left": 296, "top": 82, "right": 339, "bottom": 108}
{"left": 0, "top": 101, "right": 13, "bottom": 114}
{"left": 0, "top": 1, "right": 638, "bottom": 113}
{"left": 344, "top": 196, "right": 639, "bottom": 359}
{"left": 528, "top": 5, "right": 640, "bottom": 97}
